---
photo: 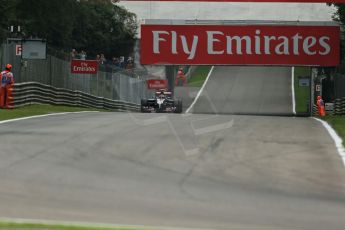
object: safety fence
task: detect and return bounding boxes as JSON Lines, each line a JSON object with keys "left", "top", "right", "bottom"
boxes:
{"left": 1, "top": 43, "right": 154, "bottom": 105}
{"left": 334, "top": 73, "right": 345, "bottom": 99}
{"left": 13, "top": 82, "right": 140, "bottom": 111}
{"left": 334, "top": 97, "right": 345, "bottom": 115}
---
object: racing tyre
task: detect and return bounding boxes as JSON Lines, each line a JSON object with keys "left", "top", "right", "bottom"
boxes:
{"left": 175, "top": 99, "right": 183, "bottom": 113}
{"left": 141, "top": 99, "right": 148, "bottom": 112}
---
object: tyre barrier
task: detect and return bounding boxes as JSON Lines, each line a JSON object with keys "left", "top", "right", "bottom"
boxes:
{"left": 13, "top": 82, "right": 140, "bottom": 111}
{"left": 312, "top": 104, "right": 318, "bottom": 116}
{"left": 334, "top": 97, "right": 345, "bottom": 115}
{"left": 313, "top": 97, "right": 345, "bottom": 116}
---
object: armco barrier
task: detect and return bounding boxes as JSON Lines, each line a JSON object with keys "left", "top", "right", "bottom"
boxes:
{"left": 13, "top": 82, "right": 140, "bottom": 111}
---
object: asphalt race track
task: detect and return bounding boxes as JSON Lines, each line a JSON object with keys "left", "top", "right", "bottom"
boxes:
{"left": 189, "top": 66, "right": 293, "bottom": 115}
{"left": 0, "top": 66, "right": 345, "bottom": 230}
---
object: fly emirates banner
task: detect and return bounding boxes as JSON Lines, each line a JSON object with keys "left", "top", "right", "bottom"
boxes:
{"left": 140, "top": 24, "right": 340, "bottom": 66}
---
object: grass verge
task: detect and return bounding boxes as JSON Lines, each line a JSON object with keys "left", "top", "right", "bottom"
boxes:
{"left": 294, "top": 67, "right": 311, "bottom": 114}
{"left": 322, "top": 115, "right": 345, "bottom": 143}
{"left": 188, "top": 66, "right": 212, "bottom": 87}
{"left": 0, "top": 221, "right": 158, "bottom": 230}
{"left": 0, "top": 104, "right": 103, "bottom": 121}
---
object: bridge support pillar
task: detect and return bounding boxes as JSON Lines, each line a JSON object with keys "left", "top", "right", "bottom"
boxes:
{"left": 166, "top": 66, "right": 175, "bottom": 94}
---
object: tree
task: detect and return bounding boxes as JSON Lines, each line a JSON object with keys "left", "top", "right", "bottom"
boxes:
{"left": 0, "top": 0, "right": 20, "bottom": 42}
{"left": 328, "top": 3, "right": 345, "bottom": 67}
{"left": 328, "top": 3, "right": 345, "bottom": 24}
{"left": 0, "top": 0, "right": 8, "bottom": 42}
{"left": 71, "top": 0, "right": 137, "bottom": 58}
{"left": 1, "top": 0, "right": 137, "bottom": 58}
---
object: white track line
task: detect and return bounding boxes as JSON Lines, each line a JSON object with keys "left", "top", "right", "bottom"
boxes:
{"left": 313, "top": 118, "right": 345, "bottom": 167}
{"left": 0, "top": 111, "right": 99, "bottom": 125}
{"left": 291, "top": 67, "right": 296, "bottom": 115}
{"left": 185, "top": 66, "right": 215, "bottom": 114}
{"left": 0, "top": 217, "right": 213, "bottom": 230}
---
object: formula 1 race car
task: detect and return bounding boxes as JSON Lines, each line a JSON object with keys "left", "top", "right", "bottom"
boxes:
{"left": 141, "top": 89, "right": 183, "bottom": 113}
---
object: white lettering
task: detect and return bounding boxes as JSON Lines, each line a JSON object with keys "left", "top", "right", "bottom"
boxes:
{"left": 292, "top": 34, "right": 303, "bottom": 55}
{"left": 171, "top": 31, "right": 177, "bottom": 54}
{"left": 207, "top": 31, "right": 224, "bottom": 55}
{"left": 264, "top": 36, "right": 276, "bottom": 54}
{"left": 226, "top": 36, "right": 252, "bottom": 55}
{"left": 180, "top": 35, "right": 198, "bottom": 59}
{"left": 303, "top": 36, "right": 317, "bottom": 55}
{"left": 275, "top": 36, "right": 289, "bottom": 55}
{"left": 319, "top": 36, "right": 331, "bottom": 55}
{"left": 255, "top": 30, "right": 261, "bottom": 55}
{"left": 73, "top": 65, "right": 96, "bottom": 72}
{"left": 152, "top": 31, "right": 169, "bottom": 54}
{"left": 149, "top": 28, "right": 334, "bottom": 62}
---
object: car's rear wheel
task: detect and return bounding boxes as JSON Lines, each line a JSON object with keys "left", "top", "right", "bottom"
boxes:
{"left": 175, "top": 100, "right": 183, "bottom": 113}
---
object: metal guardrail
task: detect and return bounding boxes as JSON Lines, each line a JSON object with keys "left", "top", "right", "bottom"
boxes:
{"left": 13, "top": 82, "right": 140, "bottom": 111}
{"left": 334, "top": 97, "right": 345, "bottom": 115}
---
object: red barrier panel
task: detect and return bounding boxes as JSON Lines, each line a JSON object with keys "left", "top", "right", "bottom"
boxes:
{"left": 71, "top": 60, "right": 99, "bottom": 74}
{"left": 141, "top": 24, "right": 340, "bottom": 66}
{"left": 147, "top": 79, "right": 168, "bottom": 89}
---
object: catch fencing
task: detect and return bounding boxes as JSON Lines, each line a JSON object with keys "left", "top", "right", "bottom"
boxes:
{"left": 334, "top": 73, "right": 345, "bottom": 99}
{"left": 1, "top": 43, "right": 153, "bottom": 105}
{"left": 13, "top": 82, "right": 140, "bottom": 111}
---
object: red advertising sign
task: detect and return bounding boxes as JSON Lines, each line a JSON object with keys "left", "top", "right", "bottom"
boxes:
{"left": 71, "top": 60, "right": 98, "bottom": 74}
{"left": 141, "top": 24, "right": 340, "bottom": 66}
{"left": 146, "top": 79, "right": 168, "bottom": 89}
{"left": 15, "top": 45, "right": 22, "bottom": 56}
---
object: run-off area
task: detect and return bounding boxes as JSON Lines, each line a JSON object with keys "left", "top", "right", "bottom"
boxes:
{"left": 184, "top": 66, "right": 295, "bottom": 116}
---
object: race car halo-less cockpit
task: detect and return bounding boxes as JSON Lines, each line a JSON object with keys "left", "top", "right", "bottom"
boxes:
{"left": 141, "top": 89, "right": 183, "bottom": 113}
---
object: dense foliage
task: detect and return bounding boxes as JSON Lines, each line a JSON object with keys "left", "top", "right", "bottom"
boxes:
{"left": 327, "top": 3, "right": 345, "bottom": 69}
{"left": 0, "top": 0, "right": 137, "bottom": 58}
{"left": 328, "top": 3, "right": 345, "bottom": 24}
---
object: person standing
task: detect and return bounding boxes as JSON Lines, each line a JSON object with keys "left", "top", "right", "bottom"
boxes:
{"left": 96, "top": 54, "right": 101, "bottom": 64}
{"left": 100, "top": 53, "right": 106, "bottom": 65}
{"left": 0, "top": 64, "right": 14, "bottom": 108}
{"left": 70, "top": 49, "right": 78, "bottom": 60}
{"left": 316, "top": 95, "right": 326, "bottom": 117}
{"left": 175, "top": 67, "right": 187, "bottom": 86}
{"left": 112, "top": 57, "right": 119, "bottom": 67}
{"left": 80, "top": 50, "right": 87, "bottom": 60}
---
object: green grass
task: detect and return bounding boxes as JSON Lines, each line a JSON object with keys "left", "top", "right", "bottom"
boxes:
{"left": 0, "top": 104, "right": 103, "bottom": 121}
{"left": 0, "top": 221, "right": 158, "bottom": 230}
{"left": 188, "top": 66, "right": 212, "bottom": 87}
{"left": 322, "top": 115, "right": 345, "bottom": 142}
{"left": 294, "top": 67, "right": 311, "bottom": 114}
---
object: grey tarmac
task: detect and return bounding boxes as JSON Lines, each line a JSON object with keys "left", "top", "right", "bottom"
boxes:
{"left": 189, "top": 66, "right": 293, "bottom": 115}
{"left": 0, "top": 66, "right": 344, "bottom": 230}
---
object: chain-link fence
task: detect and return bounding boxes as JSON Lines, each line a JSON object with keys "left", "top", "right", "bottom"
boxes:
{"left": 334, "top": 73, "right": 345, "bottom": 99}
{"left": 1, "top": 43, "right": 153, "bottom": 104}
{"left": 333, "top": 63, "right": 345, "bottom": 99}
